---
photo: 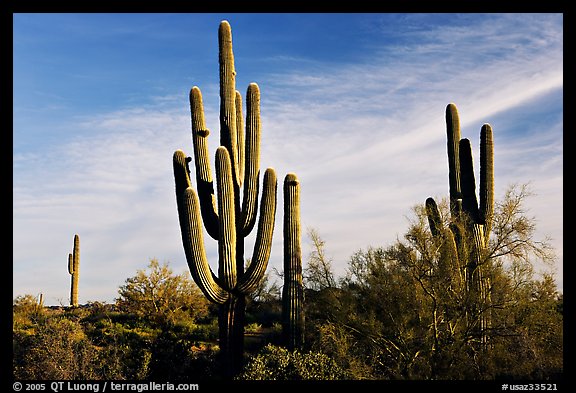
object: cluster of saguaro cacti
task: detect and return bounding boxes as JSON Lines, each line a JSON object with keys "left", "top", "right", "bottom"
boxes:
{"left": 425, "top": 103, "right": 493, "bottom": 342}
{"left": 173, "top": 20, "right": 303, "bottom": 376}
{"left": 67, "top": 234, "right": 80, "bottom": 307}
{"left": 282, "top": 174, "right": 305, "bottom": 350}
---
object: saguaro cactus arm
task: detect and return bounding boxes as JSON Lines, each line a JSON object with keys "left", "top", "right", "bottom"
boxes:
{"left": 425, "top": 197, "right": 443, "bottom": 238}
{"left": 240, "top": 83, "right": 262, "bottom": 235}
{"left": 459, "top": 138, "right": 481, "bottom": 223}
{"left": 218, "top": 20, "right": 240, "bottom": 186}
{"left": 446, "top": 103, "right": 462, "bottom": 216}
{"left": 457, "top": 129, "right": 494, "bottom": 246}
{"left": 68, "top": 253, "right": 74, "bottom": 275}
{"left": 237, "top": 167, "right": 277, "bottom": 294}
{"left": 235, "top": 91, "right": 245, "bottom": 184}
{"left": 182, "top": 187, "right": 230, "bottom": 304}
{"left": 426, "top": 197, "right": 463, "bottom": 286}
{"left": 174, "top": 150, "right": 228, "bottom": 304}
{"left": 190, "top": 87, "right": 219, "bottom": 240}
{"left": 215, "top": 147, "right": 237, "bottom": 291}
{"left": 479, "top": 124, "right": 494, "bottom": 242}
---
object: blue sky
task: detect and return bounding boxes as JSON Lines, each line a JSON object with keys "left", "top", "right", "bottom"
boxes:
{"left": 13, "top": 13, "right": 563, "bottom": 305}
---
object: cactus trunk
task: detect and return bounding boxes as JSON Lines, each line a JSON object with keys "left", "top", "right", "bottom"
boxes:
{"left": 218, "top": 296, "right": 245, "bottom": 374}
{"left": 173, "top": 20, "right": 279, "bottom": 377}
{"left": 282, "top": 174, "right": 305, "bottom": 350}
{"left": 68, "top": 234, "right": 80, "bottom": 307}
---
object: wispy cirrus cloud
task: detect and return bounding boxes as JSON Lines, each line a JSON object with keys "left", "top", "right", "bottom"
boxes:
{"left": 13, "top": 13, "right": 563, "bottom": 304}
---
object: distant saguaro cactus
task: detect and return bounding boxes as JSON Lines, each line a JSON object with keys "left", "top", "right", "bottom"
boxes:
{"left": 67, "top": 234, "right": 80, "bottom": 307}
{"left": 37, "top": 293, "right": 44, "bottom": 309}
{"left": 282, "top": 173, "right": 305, "bottom": 350}
{"left": 173, "top": 20, "right": 278, "bottom": 376}
{"left": 425, "top": 103, "right": 493, "bottom": 343}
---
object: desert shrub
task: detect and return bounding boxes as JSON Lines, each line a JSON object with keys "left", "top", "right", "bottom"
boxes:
{"left": 239, "top": 343, "right": 349, "bottom": 380}
{"left": 13, "top": 316, "right": 99, "bottom": 379}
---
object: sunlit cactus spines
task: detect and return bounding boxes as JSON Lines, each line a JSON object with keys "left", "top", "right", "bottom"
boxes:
{"left": 426, "top": 103, "right": 494, "bottom": 342}
{"left": 67, "top": 234, "right": 80, "bottom": 307}
{"left": 282, "top": 173, "right": 305, "bottom": 350}
{"left": 173, "top": 20, "right": 278, "bottom": 376}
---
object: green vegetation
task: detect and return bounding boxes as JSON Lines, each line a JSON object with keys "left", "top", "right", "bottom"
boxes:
{"left": 302, "top": 184, "right": 561, "bottom": 380}
{"left": 13, "top": 184, "right": 562, "bottom": 380}
{"left": 14, "top": 260, "right": 220, "bottom": 380}
{"left": 239, "top": 344, "right": 348, "bottom": 380}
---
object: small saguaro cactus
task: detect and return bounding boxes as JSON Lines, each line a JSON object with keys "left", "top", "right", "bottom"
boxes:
{"left": 173, "top": 20, "right": 278, "bottom": 376}
{"left": 282, "top": 173, "right": 305, "bottom": 350}
{"left": 68, "top": 234, "right": 80, "bottom": 307}
{"left": 425, "top": 103, "right": 493, "bottom": 342}
{"left": 37, "top": 293, "right": 44, "bottom": 309}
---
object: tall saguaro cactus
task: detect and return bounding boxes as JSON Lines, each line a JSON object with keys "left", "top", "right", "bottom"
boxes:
{"left": 172, "top": 20, "right": 278, "bottom": 376}
{"left": 282, "top": 173, "right": 305, "bottom": 350}
{"left": 426, "top": 103, "right": 493, "bottom": 343}
{"left": 67, "top": 234, "right": 80, "bottom": 307}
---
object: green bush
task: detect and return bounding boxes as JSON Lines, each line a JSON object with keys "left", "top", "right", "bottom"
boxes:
{"left": 13, "top": 316, "right": 100, "bottom": 379}
{"left": 189, "top": 319, "right": 219, "bottom": 342}
{"left": 239, "top": 343, "right": 349, "bottom": 380}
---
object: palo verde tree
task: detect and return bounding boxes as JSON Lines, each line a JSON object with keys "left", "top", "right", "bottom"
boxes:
{"left": 116, "top": 259, "right": 210, "bottom": 326}
{"left": 332, "top": 181, "right": 560, "bottom": 379}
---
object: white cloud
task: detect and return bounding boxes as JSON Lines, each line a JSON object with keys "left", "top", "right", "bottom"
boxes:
{"left": 13, "top": 14, "right": 563, "bottom": 304}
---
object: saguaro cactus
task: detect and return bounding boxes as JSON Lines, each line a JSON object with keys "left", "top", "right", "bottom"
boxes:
{"left": 282, "top": 173, "right": 305, "bottom": 350}
{"left": 37, "top": 293, "right": 44, "bottom": 310}
{"left": 173, "top": 20, "right": 277, "bottom": 376}
{"left": 68, "top": 234, "right": 80, "bottom": 307}
{"left": 425, "top": 103, "right": 493, "bottom": 342}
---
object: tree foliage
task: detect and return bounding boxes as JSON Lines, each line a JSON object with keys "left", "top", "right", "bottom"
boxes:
{"left": 13, "top": 260, "right": 220, "bottom": 380}
{"left": 304, "top": 228, "right": 337, "bottom": 291}
{"left": 302, "top": 184, "right": 562, "bottom": 379}
{"left": 12, "top": 185, "right": 562, "bottom": 380}
{"left": 13, "top": 310, "right": 100, "bottom": 379}
{"left": 239, "top": 343, "right": 348, "bottom": 380}
{"left": 116, "top": 259, "right": 210, "bottom": 326}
